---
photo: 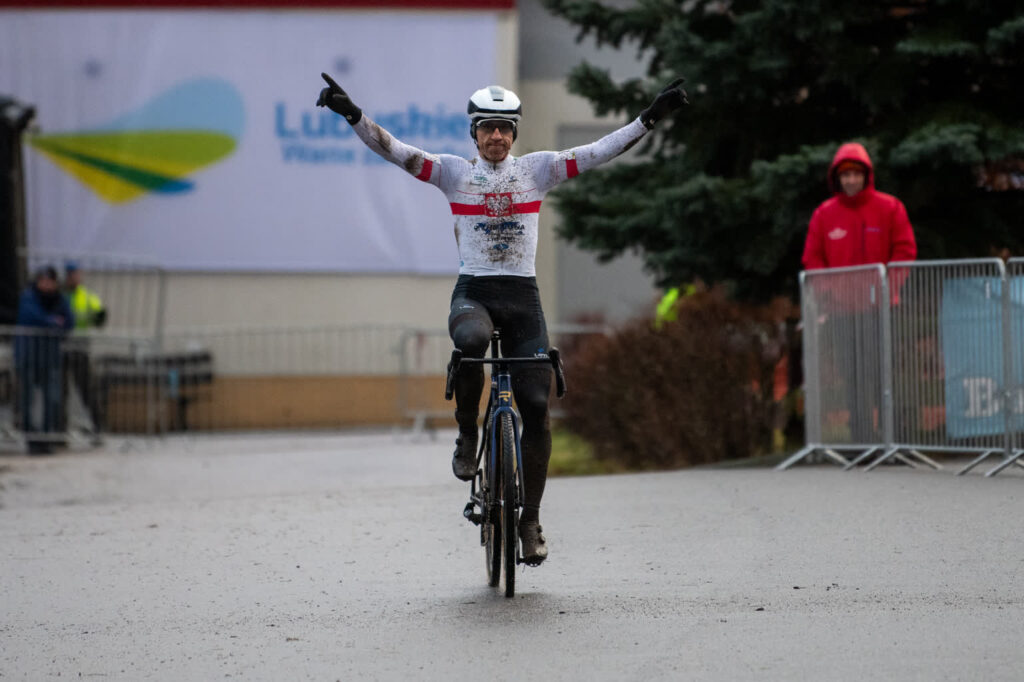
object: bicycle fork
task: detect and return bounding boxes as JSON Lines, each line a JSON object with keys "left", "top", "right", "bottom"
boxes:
{"left": 462, "top": 372, "right": 524, "bottom": 527}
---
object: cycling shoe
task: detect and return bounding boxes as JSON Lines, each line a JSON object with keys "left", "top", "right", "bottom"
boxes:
{"left": 519, "top": 519, "right": 548, "bottom": 565}
{"left": 452, "top": 432, "right": 478, "bottom": 481}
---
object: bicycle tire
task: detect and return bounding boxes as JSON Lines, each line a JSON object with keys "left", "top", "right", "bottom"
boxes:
{"left": 500, "top": 411, "right": 518, "bottom": 598}
{"left": 483, "top": 414, "right": 501, "bottom": 587}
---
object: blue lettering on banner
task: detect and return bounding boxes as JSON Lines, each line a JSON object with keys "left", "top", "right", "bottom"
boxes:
{"left": 275, "top": 104, "right": 354, "bottom": 140}
{"left": 282, "top": 145, "right": 356, "bottom": 164}
{"left": 275, "top": 101, "right": 467, "bottom": 165}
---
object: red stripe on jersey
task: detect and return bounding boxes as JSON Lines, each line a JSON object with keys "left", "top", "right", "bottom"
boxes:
{"left": 415, "top": 158, "right": 433, "bottom": 181}
{"left": 449, "top": 201, "right": 543, "bottom": 216}
{"left": 450, "top": 203, "right": 486, "bottom": 215}
{"left": 566, "top": 158, "right": 579, "bottom": 178}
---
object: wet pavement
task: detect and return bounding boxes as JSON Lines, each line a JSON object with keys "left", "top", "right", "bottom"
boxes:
{"left": 1, "top": 431, "right": 1022, "bottom": 680}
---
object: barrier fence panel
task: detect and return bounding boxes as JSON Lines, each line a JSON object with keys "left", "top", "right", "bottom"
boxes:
{"left": 979, "top": 258, "right": 1024, "bottom": 476}
{"left": 2, "top": 322, "right": 614, "bottom": 450}
{"left": 781, "top": 258, "right": 1024, "bottom": 476}
{"left": 778, "top": 265, "right": 889, "bottom": 469}
{"left": 397, "top": 328, "right": 458, "bottom": 435}
{"left": 1, "top": 326, "right": 159, "bottom": 452}
{"left": 888, "top": 260, "right": 1007, "bottom": 473}
{"left": 152, "top": 325, "right": 411, "bottom": 432}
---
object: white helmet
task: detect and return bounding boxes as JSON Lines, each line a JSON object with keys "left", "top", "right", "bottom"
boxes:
{"left": 467, "top": 85, "right": 522, "bottom": 140}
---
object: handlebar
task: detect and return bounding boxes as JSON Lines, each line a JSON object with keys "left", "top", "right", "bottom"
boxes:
{"left": 444, "top": 348, "right": 567, "bottom": 400}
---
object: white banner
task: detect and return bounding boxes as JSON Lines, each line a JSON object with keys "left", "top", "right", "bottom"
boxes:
{"left": 0, "top": 10, "right": 498, "bottom": 272}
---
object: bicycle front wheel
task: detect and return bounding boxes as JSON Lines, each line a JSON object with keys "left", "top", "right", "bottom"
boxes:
{"left": 500, "top": 411, "right": 518, "bottom": 598}
{"left": 483, "top": 415, "right": 501, "bottom": 588}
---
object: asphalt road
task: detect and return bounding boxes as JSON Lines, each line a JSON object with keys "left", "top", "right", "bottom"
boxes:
{"left": 1, "top": 431, "right": 1022, "bottom": 681}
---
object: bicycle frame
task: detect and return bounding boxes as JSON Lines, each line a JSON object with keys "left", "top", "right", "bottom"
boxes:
{"left": 444, "top": 331, "right": 566, "bottom": 588}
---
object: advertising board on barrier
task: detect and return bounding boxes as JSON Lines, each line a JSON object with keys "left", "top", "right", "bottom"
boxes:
{"left": 941, "top": 277, "right": 1024, "bottom": 438}
{"left": 0, "top": 9, "right": 498, "bottom": 273}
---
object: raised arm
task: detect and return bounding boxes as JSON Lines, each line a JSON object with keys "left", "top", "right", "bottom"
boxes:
{"left": 316, "top": 72, "right": 467, "bottom": 187}
{"left": 532, "top": 77, "right": 688, "bottom": 191}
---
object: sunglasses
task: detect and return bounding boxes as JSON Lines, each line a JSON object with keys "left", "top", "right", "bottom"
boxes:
{"left": 477, "top": 120, "right": 515, "bottom": 134}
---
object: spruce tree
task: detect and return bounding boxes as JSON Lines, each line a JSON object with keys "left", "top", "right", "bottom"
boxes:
{"left": 542, "top": 0, "right": 1024, "bottom": 301}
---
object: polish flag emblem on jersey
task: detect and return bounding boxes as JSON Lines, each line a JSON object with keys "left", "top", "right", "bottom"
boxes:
{"left": 828, "top": 227, "right": 847, "bottom": 240}
{"left": 485, "top": 192, "right": 514, "bottom": 217}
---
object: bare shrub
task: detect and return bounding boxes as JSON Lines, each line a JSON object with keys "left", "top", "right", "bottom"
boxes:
{"left": 561, "top": 292, "right": 791, "bottom": 469}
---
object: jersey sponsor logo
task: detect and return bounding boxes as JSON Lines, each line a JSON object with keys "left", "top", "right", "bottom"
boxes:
{"left": 473, "top": 220, "right": 524, "bottom": 236}
{"left": 828, "top": 227, "right": 848, "bottom": 240}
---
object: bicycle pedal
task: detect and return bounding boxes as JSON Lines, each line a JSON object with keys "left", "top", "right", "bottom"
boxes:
{"left": 463, "top": 502, "right": 482, "bottom": 526}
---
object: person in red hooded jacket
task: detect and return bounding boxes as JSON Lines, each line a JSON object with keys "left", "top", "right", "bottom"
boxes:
{"left": 801, "top": 142, "right": 917, "bottom": 445}
{"left": 803, "top": 142, "right": 917, "bottom": 270}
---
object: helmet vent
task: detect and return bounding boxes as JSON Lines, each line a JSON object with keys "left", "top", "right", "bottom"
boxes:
{"left": 488, "top": 86, "right": 505, "bottom": 101}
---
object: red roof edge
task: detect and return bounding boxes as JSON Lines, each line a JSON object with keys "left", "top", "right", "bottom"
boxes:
{"left": 0, "top": 1, "right": 515, "bottom": 9}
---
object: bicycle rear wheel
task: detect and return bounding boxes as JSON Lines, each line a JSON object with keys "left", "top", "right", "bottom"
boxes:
{"left": 499, "top": 411, "right": 518, "bottom": 598}
{"left": 483, "top": 415, "right": 501, "bottom": 587}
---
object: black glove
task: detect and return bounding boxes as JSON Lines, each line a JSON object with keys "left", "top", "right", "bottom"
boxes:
{"left": 639, "top": 77, "right": 688, "bottom": 129}
{"left": 316, "top": 72, "right": 362, "bottom": 124}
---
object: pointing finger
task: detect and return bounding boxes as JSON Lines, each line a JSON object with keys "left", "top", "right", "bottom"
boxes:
{"left": 321, "top": 72, "right": 342, "bottom": 92}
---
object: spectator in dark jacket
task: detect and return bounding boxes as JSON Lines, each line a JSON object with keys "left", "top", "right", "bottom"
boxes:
{"left": 15, "top": 266, "right": 74, "bottom": 454}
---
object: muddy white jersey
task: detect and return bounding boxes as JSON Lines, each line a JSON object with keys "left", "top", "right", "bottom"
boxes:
{"left": 352, "top": 115, "right": 648, "bottom": 277}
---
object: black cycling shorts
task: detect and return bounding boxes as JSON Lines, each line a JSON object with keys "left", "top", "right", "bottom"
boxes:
{"left": 448, "top": 275, "right": 550, "bottom": 358}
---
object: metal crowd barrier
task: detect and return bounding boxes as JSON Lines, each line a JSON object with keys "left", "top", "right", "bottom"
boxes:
{"left": 156, "top": 324, "right": 411, "bottom": 432}
{"left": 1, "top": 323, "right": 414, "bottom": 449}
{"left": 1, "top": 322, "right": 611, "bottom": 450}
{"left": 778, "top": 258, "right": 1024, "bottom": 476}
{"left": 1, "top": 326, "right": 159, "bottom": 451}
{"left": 993, "top": 257, "right": 1024, "bottom": 474}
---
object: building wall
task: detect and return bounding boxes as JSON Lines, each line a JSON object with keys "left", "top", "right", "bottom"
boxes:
{"left": 162, "top": 272, "right": 455, "bottom": 329}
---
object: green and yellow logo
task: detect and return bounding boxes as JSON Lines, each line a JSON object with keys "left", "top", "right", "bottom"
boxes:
{"left": 28, "top": 78, "right": 244, "bottom": 203}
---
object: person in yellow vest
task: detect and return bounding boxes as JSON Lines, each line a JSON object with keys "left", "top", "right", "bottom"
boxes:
{"left": 63, "top": 261, "right": 106, "bottom": 330}
{"left": 62, "top": 261, "right": 107, "bottom": 438}
{"left": 654, "top": 282, "right": 697, "bottom": 330}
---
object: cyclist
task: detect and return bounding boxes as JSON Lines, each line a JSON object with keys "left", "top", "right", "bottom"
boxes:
{"left": 317, "top": 73, "right": 687, "bottom": 564}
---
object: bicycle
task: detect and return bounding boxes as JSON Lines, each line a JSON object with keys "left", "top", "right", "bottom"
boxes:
{"left": 444, "top": 330, "right": 566, "bottom": 598}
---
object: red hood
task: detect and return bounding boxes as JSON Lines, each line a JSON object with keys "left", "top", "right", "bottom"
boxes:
{"left": 827, "top": 142, "right": 875, "bottom": 196}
